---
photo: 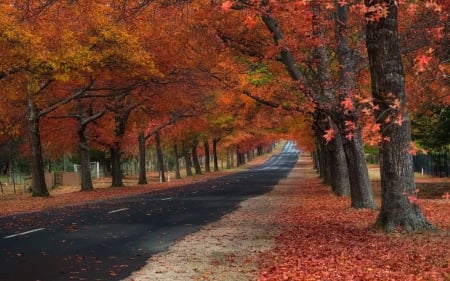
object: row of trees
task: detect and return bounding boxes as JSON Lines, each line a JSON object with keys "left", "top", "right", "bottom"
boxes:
{"left": 0, "top": 1, "right": 447, "bottom": 232}
{"left": 219, "top": 0, "right": 447, "bottom": 232}
{"left": 0, "top": 0, "right": 282, "bottom": 195}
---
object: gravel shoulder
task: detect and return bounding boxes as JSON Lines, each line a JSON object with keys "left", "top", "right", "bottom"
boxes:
{"left": 124, "top": 156, "right": 311, "bottom": 281}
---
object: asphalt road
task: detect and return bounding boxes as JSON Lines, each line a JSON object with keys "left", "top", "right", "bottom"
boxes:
{"left": 0, "top": 142, "right": 299, "bottom": 281}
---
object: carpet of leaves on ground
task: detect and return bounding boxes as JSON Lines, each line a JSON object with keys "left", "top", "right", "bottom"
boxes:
{"left": 259, "top": 161, "right": 450, "bottom": 281}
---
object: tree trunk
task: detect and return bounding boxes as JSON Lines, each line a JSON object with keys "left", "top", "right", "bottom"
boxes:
{"left": 192, "top": 139, "right": 202, "bottom": 175}
{"left": 329, "top": 120, "right": 351, "bottom": 197}
{"left": 203, "top": 138, "right": 211, "bottom": 173}
{"left": 173, "top": 143, "right": 181, "bottom": 179}
{"left": 184, "top": 146, "right": 193, "bottom": 176}
{"left": 213, "top": 138, "right": 219, "bottom": 172}
{"left": 236, "top": 146, "right": 245, "bottom": 166}
{"left": 155, "top": 131, "right": 165, "bottom": 182}
{"left": 315, "top": 140, "right": 327, "bottom": 180}
{"left": 110, "top": 145, "right": 123, "bottom": 187}
{"left": 78, "top": 123, "right": 94, "bottom": 191}
{"left": 365, "top": 0, "right": 432, "bottom": 232}
{"left": 26, "top": 99, "right": 49, "bottom": 197}
{"left": 229, "top": 150, "right": 234, "bottom": 168}
{"left": 340, "top": 124, "right": 376, "bottom": 207}
{"left": 333, "top": 0, "right": 375, "bottom": 207}
{"left": 257, "top": 145, "right": 263, "bottom": 156}
{"left": 137, "top": 132, "right": 148, "bottom": 184}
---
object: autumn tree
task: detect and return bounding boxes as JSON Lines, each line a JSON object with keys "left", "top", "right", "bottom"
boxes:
{"left": 0, "top": 0, "right": 161, "bottom": 195}
{"left": 365, "top": 0, "right": 432, "bottom": 232}
{"left": 219, "top": 0, "right": 377, "bottom": 206}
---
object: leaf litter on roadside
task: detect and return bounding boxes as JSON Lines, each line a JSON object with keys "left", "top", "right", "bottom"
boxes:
{"left": 258, "top": 177, "right": 450, "bottom": 281}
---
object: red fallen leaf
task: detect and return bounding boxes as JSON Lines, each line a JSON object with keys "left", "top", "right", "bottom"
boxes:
{"left": 221, "top": 1, "right": 232, "bottom": 12}
{"left": 108, "top": 271, "right": 117, "bottom": 276}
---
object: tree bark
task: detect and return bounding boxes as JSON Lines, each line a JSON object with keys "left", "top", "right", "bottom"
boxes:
{"left": 333, "top": 0, "right": 375, "bottom": 207}
{"left": 329, "top": 120, "right": 351, "bottom": 197}
{"left": 213, "top": 138, "right": 219, "bottom": 172}
{"left": 155, "top": 131, "right": 165, "bottom": 182}
{"left": 191, "top": 139, "right": 202, "bottom": 175}
{"left": 311, "top": 1, "right": 376, "bottom": 208}
{"left": 173, "top": 143, "right": 181, "bottom": 179}
{"left": 365, "top": 0, "right": 432, "bottom": 232}
{"left": 26, "top": 99, "right": 49, "bottom": 197}
{"left": 109, "top": 103, "right": 135, "bottom": 187}
{"left": 78, "top": 123, "right": 94, "bottom": 191}
{"left": 340, "top": 124, "right": 375, "bottom": 207}
{"left": 137, "top": 131, "right": 147, "bottom": 184}
{"left": 203, "top": 138, "right": 211, "bottom": 173}
{"left": 184, "top": 146, "right": 193, "bottom": 176}
{"left": 110, "top": 145, "right": 123, "bottom": 187}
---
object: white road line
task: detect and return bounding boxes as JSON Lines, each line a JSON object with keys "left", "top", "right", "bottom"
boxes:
{"left": 161, "top": 197, "right": 172, "bottom": 201}
{"left": 108, "top": 208, "right": 129, "bottom": 214}
{"left": 4, "top": 228, "right": 46, "bottom": 239}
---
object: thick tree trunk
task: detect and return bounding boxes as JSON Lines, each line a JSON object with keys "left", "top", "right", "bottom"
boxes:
{"left": 323, "top": 144, "right": 332, "bottom": 185}
{"left": 192, "top": 139, "right": 202, "bottom": 175}
{"left": 365, "top": 0, "right": 432, "bottom": 232}
{"left": 340, "top": 124, "right": 376, "bottom": 207}
{"left": 203, "top": 138, "right": 211, "bottom": 173}
{"left": 328, "top": 121, "right": 351, "bottom": 197}
{"left": 137, "top": 132, "right": 148, "bottom": 185}
{"left": 173, "top": 143, "right": 181, "bottom": 179}
{"left": 155, "top": 131, "right": 165, "bottom": 182}
{"left": 213, "top": 138, "right": 219, "bottom": 172}
{"left": 333, "top": 1, "right": 374, "bottom": 206}
{"left": 26, "top": 100, "right": 49, "bottom": 197}
{"left": 312, "top": 1, "right": 375, "bottom": 208}
{"left": 110, "top": 145, "right": 123, "bottom": 187}
{"left": 315, "top": 140, "right": 327, "bottom": 181}
{"left": 78, "top": 124, "right": 93, "bottom": 191}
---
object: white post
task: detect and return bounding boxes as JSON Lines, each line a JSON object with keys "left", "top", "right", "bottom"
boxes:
{"left": 96, "top": 162, "right": 100, "bottom": 179}
{"left": 159, "top": 171, "right": 162, "bottom": 183}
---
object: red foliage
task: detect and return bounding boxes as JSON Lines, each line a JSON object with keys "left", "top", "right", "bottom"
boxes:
{"left": 259, "top": 175, "right": 450, "bottom": 281}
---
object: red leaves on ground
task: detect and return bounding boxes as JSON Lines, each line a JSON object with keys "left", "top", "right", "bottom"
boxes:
{"left": 221, "top": 1, "right": 232, "bottom": 12}
{"left": 259, "top": 175, "right": 450, "bottom": 281}
{"left": 443, "top": 192, "right": 450, "bottom": 200}
{"left": 414, "top": 54, "right": 433, "bottom": 73}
